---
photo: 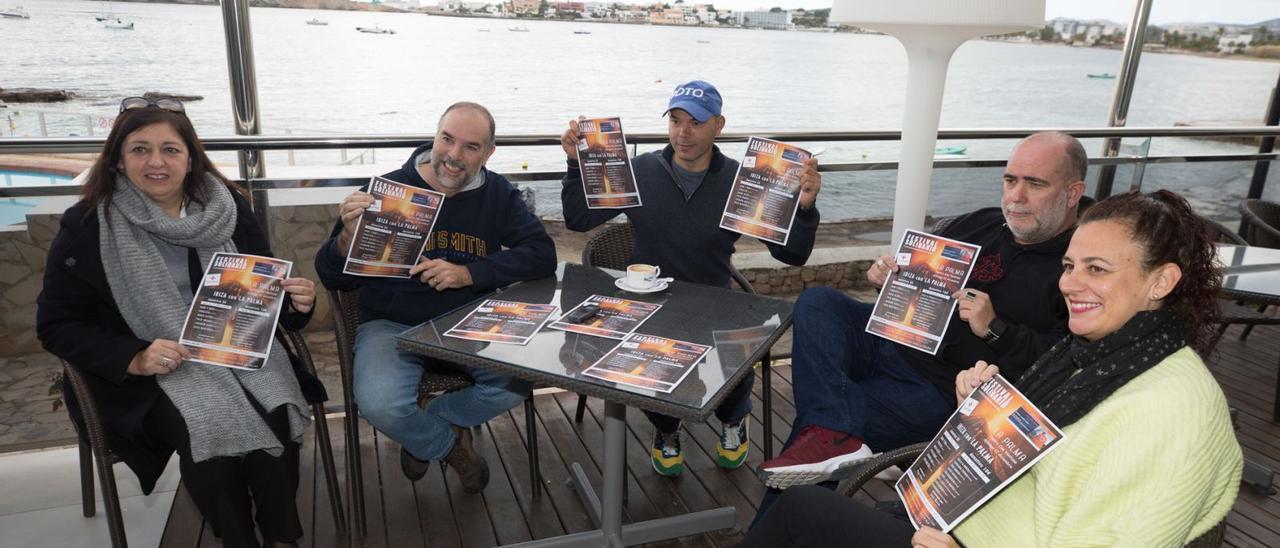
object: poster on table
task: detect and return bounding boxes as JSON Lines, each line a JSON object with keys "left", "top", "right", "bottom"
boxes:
{"left": 719, "top": 136, "right": 811, "bottom": 246}
{"left": 865, "top": 229, "right": 981, "bottom": 355}
{"left": 582, "top": 333, "right": 710, "bottom": 393}
{"left": 178, "top": 253, "right": 292, "bottom": 370}
{"left": 895, "top": 375, "right": 1065, "bottom": 532}
{"left": 343, "top": 176, "right": 445, "bottom": 278}
{"left": 548, "top": 295, "right": 661, "bottom": 340}
{"left": 443, "top": 299, "right": 558, "bottom": 345}
{"left": 576, "top": 116, "right": 642, "bottom": 209}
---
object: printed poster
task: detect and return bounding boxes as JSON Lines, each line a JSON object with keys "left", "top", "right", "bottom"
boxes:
{"left": 582, "top": 333, "right": 710, "bottom": 393}
{"left": 443, "top": 299, "right": 558, "bottom": 345}
{"left": 547, "top": 295, "right": 661, "bottom": 340}
{"left": 895, "top": 375, "right": 1065, "bottom": 532}
{"left": 719, "top": 136, "right": 811, "bottom": 246}
{"left": 343, "top": 176, "right": 445, "bottom": 278}
{"left": 179, "top": 253, "right": 293, "bottom": 370}
{"left": 576, "top": 116, "right": 641, "bottom": 209}
{"left": 866, "top": 229, "right": 981, "bottom": 355}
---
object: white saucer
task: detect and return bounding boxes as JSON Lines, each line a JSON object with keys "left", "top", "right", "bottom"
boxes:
{"left": 615, "top": 278, "right": 668, "bottom": 294}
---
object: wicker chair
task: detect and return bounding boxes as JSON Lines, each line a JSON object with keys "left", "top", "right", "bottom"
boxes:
{"left": 63, "top": 362, "right": 128, "bottom": 548}
{"left": 329, "top": 288, "right": 542, "bottom": 538}
{"left": 575, "top": 223, "right": 783, "bottom": 455}
{"left": 834, "top": 442, "right": 1226, "bottom": 547}
{"left": 1239, "top": 199, "right": 1280, "bottom": 249}
{"left": 62, "top": 326, "right": 345, "bottom": 548}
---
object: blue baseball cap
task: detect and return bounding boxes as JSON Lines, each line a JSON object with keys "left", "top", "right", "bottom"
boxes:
{"left": 665, "top": 80, "right": 723, "bottom": 122}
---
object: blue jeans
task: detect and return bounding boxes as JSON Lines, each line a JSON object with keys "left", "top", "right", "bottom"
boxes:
{"left": 751, "top": 287, "right": 956, "bottom": 531}
{"left": 353, "top": 319, "right": 532, "bottom": 461}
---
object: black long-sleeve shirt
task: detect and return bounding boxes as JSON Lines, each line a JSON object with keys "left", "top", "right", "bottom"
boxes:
{"left": 901, "top": 207, "right": 1073, "bottom": 391}
{"left": 561, "top": 144, "right": 819, "bottom": 288}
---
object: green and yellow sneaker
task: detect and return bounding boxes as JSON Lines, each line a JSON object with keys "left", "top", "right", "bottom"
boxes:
{"left": 651, "top": 429, "right": 684, "bottom": 476}
{"left": 716, "top": 418, "right": 749, "bottom": 469}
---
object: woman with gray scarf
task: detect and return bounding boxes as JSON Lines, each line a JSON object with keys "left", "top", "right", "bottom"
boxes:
{"left": 37, "top": 98, "right": 317, "bottom": 548}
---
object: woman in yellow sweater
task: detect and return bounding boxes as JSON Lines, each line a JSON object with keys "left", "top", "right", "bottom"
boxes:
{"left": 741, "top": 190, "right": 1242, "bottom": 548}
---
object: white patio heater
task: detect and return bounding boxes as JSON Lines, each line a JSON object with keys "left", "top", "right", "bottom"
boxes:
{"left": 830, "top": 0, "right": 1045, "bottom": 244}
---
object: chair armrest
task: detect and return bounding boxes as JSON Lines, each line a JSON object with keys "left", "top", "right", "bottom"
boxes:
{"left": 836, "top": 442, "right": 927, "bottom": 497}
{"left": 276, "top": 327, "right": 329, "bottom": 404}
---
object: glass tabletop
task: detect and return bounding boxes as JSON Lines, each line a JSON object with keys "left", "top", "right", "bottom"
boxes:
{"left": 396, "top": 263, "right": 795, "bottom": 421}
{"left": 1217, "top": 244, "right": 1280, "bottom": 303}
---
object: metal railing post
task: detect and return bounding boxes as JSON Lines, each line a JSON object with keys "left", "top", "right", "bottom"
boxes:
{"left": 220, "top": 0, "right": 269, "bottom": 232}
{"left": 1245, "top": 71, "right": 1280, "bottom": 201}
{"left": 1094, "top": 0, "right": 1153, "bottom": 199}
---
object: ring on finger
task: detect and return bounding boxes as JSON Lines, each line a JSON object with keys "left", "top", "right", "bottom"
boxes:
{"left": 160, "top": 357, "right": 173, "bottom": 369}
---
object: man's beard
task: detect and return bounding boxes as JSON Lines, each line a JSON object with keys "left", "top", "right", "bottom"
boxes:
{"left": 1004, "top": 189, "right": 1069, "bottom": 244}
{"left": 432, "top": 154, "right": 473, "bottom": 190}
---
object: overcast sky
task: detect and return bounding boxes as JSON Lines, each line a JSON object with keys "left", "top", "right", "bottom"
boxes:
{"left": 709, "top": 0, "right": 1279, "bottom": 25}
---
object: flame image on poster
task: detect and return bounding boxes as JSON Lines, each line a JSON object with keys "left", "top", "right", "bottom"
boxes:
{"left": 719, "top": 136, "right": 811, "bottom": 246}
{"left": 895, "top": 375, "right": 1064, "bottom": 532}
{"left": 548, "top": 295, "right": 662, "bottom": 340}
{"left": 443, "top": 299, "right": 558, "bottom": 345}
{"left": 576, "top": 117, "right": 642, "bottom": 209}
{"left": 178, "top": 253, "right": 293, "bottom": 370}
{"left": 582, "top": 333, "right": 710, "bottom": 393}
{"left": 866, "top": 229, "right": 981, "bottom": 354}
{"left": 343, "top": 176, "right": 445, "bottom": 278}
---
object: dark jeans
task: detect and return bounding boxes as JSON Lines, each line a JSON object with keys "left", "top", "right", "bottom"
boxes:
{"left": 643, "top": 368, "right": 754, "bottom": 433}
{"left": 146, "top": 394, "right": 302, "bottom": 548}
{"left": 740, "top": 485, "right": 915, "bottom": 548}
{"left": 751, "top": 287, "right": 957, "bottom": 530}
{"left": 789, "top": 287, "right": 955, "bottom": 447}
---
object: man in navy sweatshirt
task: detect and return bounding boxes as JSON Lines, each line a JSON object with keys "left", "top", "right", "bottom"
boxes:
{"left": 315, "top": 102, "right": 556, "bottom": 494}
{"left": 558, "top": 81, "right": 823, "bottom": 477}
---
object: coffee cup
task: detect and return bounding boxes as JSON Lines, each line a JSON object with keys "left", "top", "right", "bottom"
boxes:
{"left": 625, "top": 264, "right": 661, "bottom": 288}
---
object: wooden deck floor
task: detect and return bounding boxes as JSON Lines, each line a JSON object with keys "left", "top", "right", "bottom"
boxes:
{"left": 160, "top": 324, "right": 1280, "bottom": 548}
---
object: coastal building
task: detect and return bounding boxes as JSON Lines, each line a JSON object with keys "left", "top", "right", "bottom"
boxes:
{"left": 508, "top": 0, "right": 539, "bottom": 15}
{"left": 734, "top": 9, "right": 791, "bottom": 31}
{"left": 649, "top": 7, "right": 685, "bottom": 25}
{"left": 1220, "top": 33, "right": 1254, "bottom": 52}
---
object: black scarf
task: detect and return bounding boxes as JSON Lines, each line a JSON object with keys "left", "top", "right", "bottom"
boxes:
{"left": 1017, "top": 309, "right": 1187, "bottom": 428}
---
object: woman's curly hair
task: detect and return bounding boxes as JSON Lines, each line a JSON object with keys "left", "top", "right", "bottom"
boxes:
{"left": 1079, "top": 190, "right": 1221, "bottom": 355}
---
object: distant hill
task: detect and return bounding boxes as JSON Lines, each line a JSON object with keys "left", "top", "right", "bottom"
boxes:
{"left": 1256, "top": 18, "right": 1280, "bottom": 33}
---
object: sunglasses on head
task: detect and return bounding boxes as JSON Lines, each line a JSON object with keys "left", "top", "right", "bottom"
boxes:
{"left": 118, "top": 97, "right": 186, "bottom": 114}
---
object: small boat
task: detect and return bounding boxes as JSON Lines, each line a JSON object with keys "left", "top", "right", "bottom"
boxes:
{"left": 508, "top": 26, "right": 529, "bottom": 32}
{"left": 1087, "top": 73, "right": 1116, "bottom": 79}
{"left": 477, "top": 28, "right": 490, "bottom": 32}
{"left": 102, "top": 17, "right": 133, "bottom": 29}
{"left": 356, "top": 25, "right": 395, "bottom": 35}
{"left": 0, "top": 6, "right": 30, "bottom": 19}
{"left": 573, "top": 30, "right": 591, "bottom": 35}
{"left": 306, "top": 18, "right": 328, "bottom": 26}
{"left": 934, "top": 145, "right": 967, "bottom": 155}
{"left": 696, "top": 40, "right": 710, "bottom": 44}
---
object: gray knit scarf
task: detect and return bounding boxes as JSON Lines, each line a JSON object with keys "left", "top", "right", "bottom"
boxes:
{"left": 98, "top": 173, "right": 309, "bottom": 463}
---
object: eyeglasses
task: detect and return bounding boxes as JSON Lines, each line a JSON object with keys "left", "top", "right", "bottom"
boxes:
{"left": 118, "top": 97, "right": 186, "bottom": 114}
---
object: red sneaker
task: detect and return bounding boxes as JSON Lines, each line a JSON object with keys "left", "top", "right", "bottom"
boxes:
{"left": 758, "top": 425, "right": 873, "bottom": 489}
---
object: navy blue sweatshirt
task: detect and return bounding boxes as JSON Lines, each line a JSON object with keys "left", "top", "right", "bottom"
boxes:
{"left": 900, "top": 207, "right": 1072, "bottom": 391}
{"left": 561, "top": 144, "right": 819, "bottom": 288}
{"left": 316, "top": 144, "right": 557, "bottom": 325}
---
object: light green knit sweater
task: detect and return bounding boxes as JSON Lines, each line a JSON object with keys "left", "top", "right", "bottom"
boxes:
{"left": 953, "top": 347, "right": 1242, "bottom": 547}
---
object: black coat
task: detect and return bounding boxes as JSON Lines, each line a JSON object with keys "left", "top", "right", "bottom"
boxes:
{"left": 36, "top": 191, "right": 315, "bottom": 493}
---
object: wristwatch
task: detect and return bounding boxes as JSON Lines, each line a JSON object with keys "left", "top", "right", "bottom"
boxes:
{"left": 983, "top": 317, "right": 1007, "bottom": 345}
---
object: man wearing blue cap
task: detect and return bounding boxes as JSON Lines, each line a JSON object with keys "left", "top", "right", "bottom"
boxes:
{"left": 559, "top": 80, "right": 823, "bottom": 477}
